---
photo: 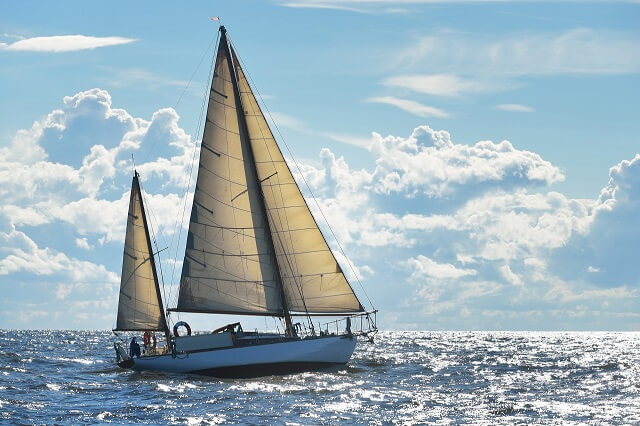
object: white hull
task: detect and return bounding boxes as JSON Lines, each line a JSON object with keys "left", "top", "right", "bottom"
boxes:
{"left": 118, "top": 335, "right": 357, "bottom": 377}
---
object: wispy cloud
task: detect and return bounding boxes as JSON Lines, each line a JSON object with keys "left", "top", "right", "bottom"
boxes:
{"left": 281, "top": 2, "right": 369, "bottom": 12}
{"left": 322, "top": 132, "right": 372, "bottom": 148}
{"left": 105, "top": 68, "right": 194, "bottom": 90}
{"left": 267, "top": 111, "right": 372, "bottom": 149}
{"left": 397, "top": 29, "right": 640, "bottom": 76}
{"left": 0, "top": 35, "right": 135, "bottom": 53}
{"left": 496, "top": 104, "right": 534, "bottom": 112}
{"left": 367, "top": 96, "right": 450, "bottom": 118}
{"left": 268, "top": 111, "right": 308, "bottom": 132}
{"left": 383, "top": 74, "right": 496, "bottom": 97}
{"left": 280, "top": 0, "right": 638, "bottom": 14}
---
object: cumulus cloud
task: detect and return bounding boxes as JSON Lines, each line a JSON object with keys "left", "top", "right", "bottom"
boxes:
{"left": 551, "top": 154, "right": 640, "bottom": 288}
{"left": 4, "top": 86, "right": 639, "bottom": 330}
{"left": 291, "top": 123, "right": 639, "bottom": 329}
{"left": 75, "top": 238, "right": 92, "bottom": 250}
{"left": 0, "top": 88, "right": 197, "bottom": 329}
{"left": 0, "top": 35, "right": 135, "bottom": 53}
{"left": 369, "top": 125, "right": 564, "bottom": 197}
{"left": 0, "top": 226, "right": 118, "bottom": 284}
{"left": 406, "top": 255, "right": 477, "bottom": 280}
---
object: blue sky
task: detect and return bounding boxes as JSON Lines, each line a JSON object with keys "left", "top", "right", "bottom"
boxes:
{"left": 1, "top": 0, "right": 639, "bottom": 330}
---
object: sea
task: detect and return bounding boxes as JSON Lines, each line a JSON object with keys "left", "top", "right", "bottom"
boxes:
{"left": 1, "top": 330, "right": 638, "bottom": 424}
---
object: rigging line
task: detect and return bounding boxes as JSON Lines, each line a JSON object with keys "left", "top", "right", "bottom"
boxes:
{"left": 228, "top": 49, "right": 309, "bottom": 321}
{"left": 168, "top": 29, "right": 221, "bottom": 313}
{"left": 230, "top": 41, "right": 375, "bottom": 311}
{"left": 141, "top": 30, "right": 219, "bottom": 164}
{"left": 232, "top": 56, "right": 327, "bottom": 331}
{"left": 138, "top": 177, "right": 171, "bottom": 311}
{"left": 229, "top": 45, "right": 312, "bottom": 330}
{"left": 224, "top": 37, "right": 294, "bottom": 333}
{"left": 260, "top": 168, "right": 314, "bottom": 330}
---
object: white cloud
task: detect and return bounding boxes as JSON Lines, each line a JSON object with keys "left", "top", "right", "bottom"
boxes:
{"left": 366, "top": 96, "right": 450, "bottom": 118}
{"left": 0, "top": 35, "right": 135, "bottom": 53}
{"left": 291, "top": 121, "right": 640, "bottom": 329}
{"left": 106, "top": 68, "right": 192, "bottom": 90}
{"left": 397, "top": 28, "right": 640, "bottom": 76}
{"left": 268, "top": 111, "right": 307, "bottom": 132}
{"left": 551, "top": 154, "right": 640, "bottom": 288}
{"left": 496, "top": 104, "right": 534, "bottom": 112}
{"left": 75, "top": 238, "right": 92, "bottom": 250}
{"left": 322, "top": 132, "right": 372, "bottom": 149}
{"left": 369, "top": 126, "right": 564, "bottom": 197}
{"left": 405, "top": 255, "right": 477, "bottom": 280}
{"left": 281, "top": 1, "right": 369, "bottom": 12}
{"left": 0, "top": 226, "right": 118, "bottom": 284}
{"left": 4, "top": 85, "right": 639, "bottom": 330}
{"left": 384, "top": 74, "right": 492, "bottom": 97}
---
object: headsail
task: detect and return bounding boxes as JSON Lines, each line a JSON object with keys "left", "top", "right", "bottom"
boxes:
{"left": 174, "top": 27, "right": 363, "bottom": 317}
{"left": 231, "top": 47, "right": 364, "bottom": 314}
{"left": 115, "top": 172, "right": 168, "bottom": 331}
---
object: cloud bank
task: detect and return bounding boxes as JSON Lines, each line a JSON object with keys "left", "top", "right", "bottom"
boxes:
{"left": 1, "top": 88, "right": 638, "bottom": 330}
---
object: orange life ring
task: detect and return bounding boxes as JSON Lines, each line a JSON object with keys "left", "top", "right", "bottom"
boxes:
{"left": 173, "top": 321, "right": 191, "bottom": 337}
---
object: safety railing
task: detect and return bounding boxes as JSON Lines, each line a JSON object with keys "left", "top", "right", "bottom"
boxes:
{"left": 317, "top": 310, "right": 378, "bottom": 341}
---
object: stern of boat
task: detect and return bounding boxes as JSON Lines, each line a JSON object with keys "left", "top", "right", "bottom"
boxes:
{"left": 114, "top": 342, "right": 134, "bottom": 369}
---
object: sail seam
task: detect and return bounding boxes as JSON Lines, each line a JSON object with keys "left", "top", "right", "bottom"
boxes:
{"left": 189, "top": 223, "right": 267, "bottom": 245}
{"left": 198, "top": 162, "right": 254, "bottom": 189}
{"left": 205, "top": 117, "right": 241, "bottom": 135}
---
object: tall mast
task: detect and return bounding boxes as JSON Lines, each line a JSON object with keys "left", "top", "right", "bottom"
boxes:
{"left": 135, "top": 171, "right": 171, "bottom": 343}
{"left": 220, "top": 26, "right": 294, "bottom": 336}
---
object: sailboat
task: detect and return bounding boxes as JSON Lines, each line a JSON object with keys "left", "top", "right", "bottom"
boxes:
{"left": 112, "top": 26, "right": 377, "bottom": 377}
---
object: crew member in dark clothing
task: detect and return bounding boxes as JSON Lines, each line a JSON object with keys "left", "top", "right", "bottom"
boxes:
{"left": 129, "top": 337, "right": 141, "bottom": 358}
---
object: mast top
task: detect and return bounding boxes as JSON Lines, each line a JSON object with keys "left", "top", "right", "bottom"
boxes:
{"left": 220, "top": 25, "right": 227, "bottom": 35}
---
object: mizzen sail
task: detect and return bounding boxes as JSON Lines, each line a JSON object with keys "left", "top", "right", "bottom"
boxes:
{"left": 115, "top": 173, "right": 167, "bottom": 331}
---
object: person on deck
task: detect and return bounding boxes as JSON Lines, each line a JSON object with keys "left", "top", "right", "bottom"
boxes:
{"left": 129, "top": 337, "right": 141, "bottom": 358}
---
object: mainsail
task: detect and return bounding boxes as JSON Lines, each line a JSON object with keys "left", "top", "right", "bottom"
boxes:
{"left": 175, "top": 27, "right": 363, "bottom": 318}
{"left": 115, "top": 172, "right": 167, "bottom": 331}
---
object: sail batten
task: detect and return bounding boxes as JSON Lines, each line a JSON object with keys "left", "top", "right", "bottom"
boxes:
{"left": 115, "top": 174, "right": 168, "bottom": 332}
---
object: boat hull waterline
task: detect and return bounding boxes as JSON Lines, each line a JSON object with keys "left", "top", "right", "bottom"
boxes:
{"left": 118, "top": 335, "right": 357, "bottom": 378}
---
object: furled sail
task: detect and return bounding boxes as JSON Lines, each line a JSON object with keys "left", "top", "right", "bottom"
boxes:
{"left": 230, "top": 47, "right": 363, "bottom": 314}
{"left": 115, "top": 173, "right": 167, "bottom": 331}
{"left": 175, "top": 31, "right": 283, "bottom": 315}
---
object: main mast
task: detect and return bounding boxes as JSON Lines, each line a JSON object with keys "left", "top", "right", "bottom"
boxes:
{"left": 220, "top": 26, "right": 294, "bottom": 336}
